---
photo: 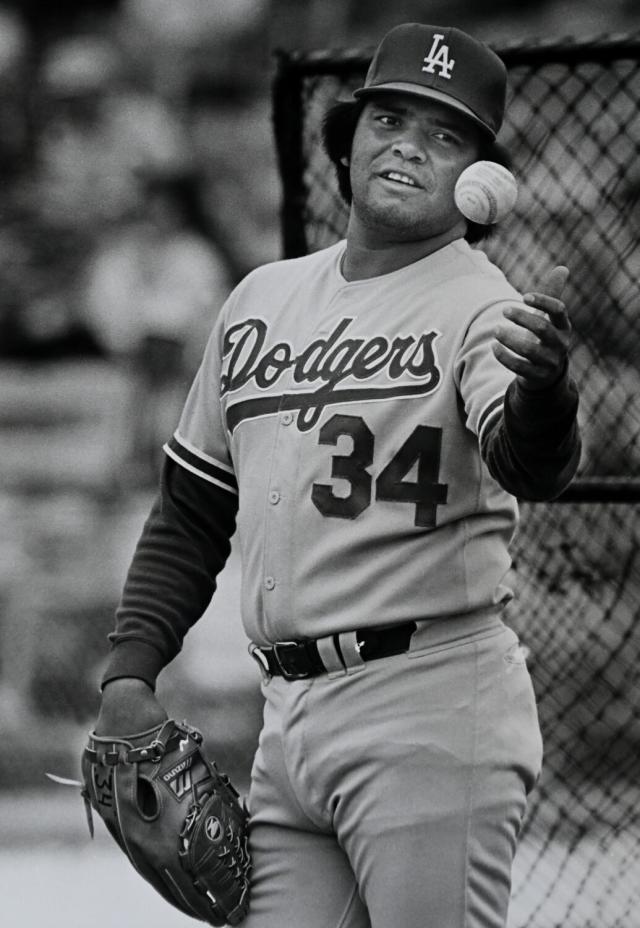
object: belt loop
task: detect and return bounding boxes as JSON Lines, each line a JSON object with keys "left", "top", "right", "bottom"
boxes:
{"left": 316, "top": 635, "right": 347, "bottom": 678}
{"left": 248, "top": 643, "right": 272, "bottom": 684}
{"left": 338, "top": 631, "right": 366, "bottom": 674}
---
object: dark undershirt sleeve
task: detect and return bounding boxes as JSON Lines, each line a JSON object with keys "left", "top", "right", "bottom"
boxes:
{"left": 481, "top": 370, "right": 581, "bottom": 501}
{"left": 101, "top": 458, "right": 238, "bottom": 690}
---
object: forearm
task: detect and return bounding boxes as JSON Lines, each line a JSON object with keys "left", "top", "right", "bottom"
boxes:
{"left": 102, "top": 458, "right": 238, "bottom": 689}
{"left": 481, "top": 370, "right": 581, "bottom": 500}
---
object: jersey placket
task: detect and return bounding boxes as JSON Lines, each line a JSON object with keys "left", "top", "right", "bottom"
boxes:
{"left": 260, "top": 413, "right": 288, "bottom": 636}
{"left": 259, "top": 283, "right": 351, "bottom": 642}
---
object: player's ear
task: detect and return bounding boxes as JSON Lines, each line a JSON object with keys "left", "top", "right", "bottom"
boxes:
{"left": 480, "top": 139, "right": 512, "bottom": 171}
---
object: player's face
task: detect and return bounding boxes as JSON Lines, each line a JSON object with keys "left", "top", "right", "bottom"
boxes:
{"left": 347, "top": 94, "right": 482, "bottom": 243}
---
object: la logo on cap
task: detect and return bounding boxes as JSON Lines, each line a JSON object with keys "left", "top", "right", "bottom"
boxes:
{"left": 353, "top": 24, "right": 507, "bottom": 138}
{"left": 422, "top": 33, "right": 455, "bottom": 79}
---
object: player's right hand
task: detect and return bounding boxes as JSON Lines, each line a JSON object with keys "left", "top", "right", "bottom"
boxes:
{"left": 94, "top": 677, "right": 168, "bottom": 736}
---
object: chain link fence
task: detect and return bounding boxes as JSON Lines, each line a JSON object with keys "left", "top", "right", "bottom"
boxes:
{"left": 272, "top": 34, "right": 640, "bottom": 927}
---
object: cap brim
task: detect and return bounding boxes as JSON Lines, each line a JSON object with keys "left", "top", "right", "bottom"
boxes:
{"left": 353, "top": 82, "right": 495, "bottom": 138}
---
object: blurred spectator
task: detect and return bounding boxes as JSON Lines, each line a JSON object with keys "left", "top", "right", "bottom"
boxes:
{"left": 83, "top": 166, "right": 232, "bottom": 481}
{"left": 35, "top": 33, "right": 188, "bottom": 233}
{"left": 0, "top": 5, "right": 30, "bottom": 179}
{"left": 1, "top": 289, "right": 103, "bottom": 360}
{"left": 186, "top": 84, "right": 282, "bottom": 275}
{"left": 119, "top": 0, "right": 270, "bottom": 96}
{"left": 0, "top": 207, "right": 103, "bottom": 360}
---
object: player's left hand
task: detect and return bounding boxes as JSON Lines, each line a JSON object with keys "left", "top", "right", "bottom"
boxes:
{"left": 493, "top": 265, "right": 571, "bottom": 389}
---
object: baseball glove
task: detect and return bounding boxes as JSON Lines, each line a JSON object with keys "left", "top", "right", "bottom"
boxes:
{"left": 80, "top": 718, "right": 251, "bottom": 926}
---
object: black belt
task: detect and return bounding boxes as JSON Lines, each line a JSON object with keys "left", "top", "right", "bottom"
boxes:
{"left": 249, "top": 622, "right": 417, "bottom": 680}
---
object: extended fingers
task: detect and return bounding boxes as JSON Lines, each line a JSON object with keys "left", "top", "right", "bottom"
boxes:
{"left": 493, "top": 321, "right": 560, "bottom": 371}
{"left": 522, "top": 291, "right": 571, "bottom": 330}
{"left": 492, "top": 340, "right": 557, "bottom": 383}
{"left": 539, "top": 265, "right": 569, "bottom": 299}
{"left": 522, "top": 265, "right": 571, "bottom": 329}
{"left": 493, "top": 266, "right": 571, "bottom": 388}
{"left": 494, "top": 301, "right": 570, "bottom": 387}
{"left": 502, "top": 304, "right": 570, "bottom": 348}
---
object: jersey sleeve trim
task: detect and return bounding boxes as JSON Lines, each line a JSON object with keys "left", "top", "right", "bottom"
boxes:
{"left": 174, "top": 431, "right": 236, "bottom": 474}
{"left": 477, "top": 393, "right": 505, "bottom": 443}
{"left": 163, "top": 434, "right": 238, "bottom": 495}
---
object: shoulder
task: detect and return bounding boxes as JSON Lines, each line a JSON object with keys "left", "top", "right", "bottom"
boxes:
{"left": 219, "top": 242, "right": 344, "bottom": 325}
{"left": 236, "top": 242, "right": 344, "bottom": 293}
{"left": 446, "top": 240, "right": 521, "bottom": 305}
{"left": 423, "top": 240, "right": 523, "bottom": 340}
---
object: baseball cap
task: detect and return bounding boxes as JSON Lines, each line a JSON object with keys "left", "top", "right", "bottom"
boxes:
{"left": 353, "top": 23, "right": 507, "bottom": 139}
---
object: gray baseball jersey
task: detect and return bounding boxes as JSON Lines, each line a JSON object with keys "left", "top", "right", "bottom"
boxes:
{"left": 164, "top": 237, "right": 522, "bottom": 646}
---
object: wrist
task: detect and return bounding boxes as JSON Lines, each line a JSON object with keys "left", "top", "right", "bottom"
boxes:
{"left": 101, "top": 676, "right": 155, "bottom": 695}
{"left": 96, "top": 677, "right": 167, "bottom": 737}
{"left": 516, "top": 358, "right": 569, "bottom": 394}
{"left": 101, "top": 639, "right": 166, "bottom": 692}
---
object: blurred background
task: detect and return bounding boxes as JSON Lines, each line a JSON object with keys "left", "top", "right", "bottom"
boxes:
{"left": 0, "top": 1, "right": 638, "bottom": 926}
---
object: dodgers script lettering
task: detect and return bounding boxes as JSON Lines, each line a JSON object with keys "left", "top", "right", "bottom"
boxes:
{"left": 220, "top": 317, "right": 442, "bottom": 431}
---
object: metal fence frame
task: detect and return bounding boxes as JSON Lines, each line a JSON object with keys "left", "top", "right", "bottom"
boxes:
{"left": 271, "top": 33, "right": 640, "bottom": 504}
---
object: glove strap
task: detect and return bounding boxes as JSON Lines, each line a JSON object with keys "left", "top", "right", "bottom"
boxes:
{"left": 85, "top": 720, "right": 192, "bottom": 766}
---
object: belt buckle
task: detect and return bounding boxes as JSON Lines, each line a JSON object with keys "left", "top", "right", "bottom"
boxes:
{"left": 273, "top": 640, "right": 311, "bottom": 680}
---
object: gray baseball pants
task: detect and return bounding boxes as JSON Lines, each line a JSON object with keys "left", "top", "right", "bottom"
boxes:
{"left": 243, "top": 611, "right": 543, "bottom": 928}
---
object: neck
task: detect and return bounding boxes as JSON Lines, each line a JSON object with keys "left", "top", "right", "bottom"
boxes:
{"left": 341, "top": 217, "right": 467, "bottom": 282}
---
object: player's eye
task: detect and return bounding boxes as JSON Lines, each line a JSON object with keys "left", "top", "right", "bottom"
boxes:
{"left": 432, "top": 129, "right": 460, "bottom": 145}
{"left": 374, "top": 113, "right": 400, "bottom": 127}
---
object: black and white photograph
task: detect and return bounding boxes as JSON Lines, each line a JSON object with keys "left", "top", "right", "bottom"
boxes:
{"left": 1, "top": 2, "right": 639, "bottom": 927}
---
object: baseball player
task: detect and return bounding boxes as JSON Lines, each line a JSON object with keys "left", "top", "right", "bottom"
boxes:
{"left": 93, "top": 23, "right": 581, "bottom": 928}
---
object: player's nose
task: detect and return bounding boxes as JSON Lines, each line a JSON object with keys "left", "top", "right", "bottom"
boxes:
{"left": 391, "top": 135, "right": 427, "bottom": 163}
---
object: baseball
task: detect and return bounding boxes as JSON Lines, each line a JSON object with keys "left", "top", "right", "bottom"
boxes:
{"left": 454, "top": 161, "right": 518, "bottom": 225}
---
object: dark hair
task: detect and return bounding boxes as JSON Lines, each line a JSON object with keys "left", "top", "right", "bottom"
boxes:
{"left": 321, "top": 99, "right": 513, "bottom": 245}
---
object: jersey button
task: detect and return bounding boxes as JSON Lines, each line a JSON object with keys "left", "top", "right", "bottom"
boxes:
{"left": 281, "top": 412, "right": 293, "bottom": 426}
{"left": 264, "top": 576, "right": 276, "bottom": 590}
{"left": 268, "top": 490, "right": 280, "bottom": 505}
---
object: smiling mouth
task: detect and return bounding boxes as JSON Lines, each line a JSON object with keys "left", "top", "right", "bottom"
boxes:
{"left": 379, "top": 171, "right": 422, "bottom": 189}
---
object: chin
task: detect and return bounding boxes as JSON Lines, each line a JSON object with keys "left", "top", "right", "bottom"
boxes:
{"left": 381, "top": 215, "right": 443, "bottom": 243}
{"left": 359, "top": 199, "right": 430, "bottom": 237}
